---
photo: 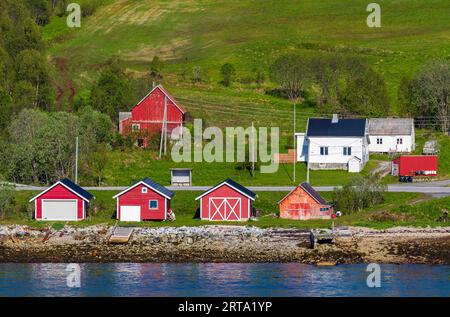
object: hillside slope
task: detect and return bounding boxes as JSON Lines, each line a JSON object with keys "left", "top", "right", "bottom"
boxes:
{"left": 44, "top": 0, "right": 450, "bottom": 131}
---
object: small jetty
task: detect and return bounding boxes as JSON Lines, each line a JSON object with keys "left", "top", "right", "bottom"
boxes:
{"left": 109, "top": 226, "right": 134, "bottom": 244}
{"left": 310, "top": 225, "right": 353, "bottom": 249}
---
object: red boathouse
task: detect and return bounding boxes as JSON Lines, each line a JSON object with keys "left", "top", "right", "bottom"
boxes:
{"left": 392, "top": 155, "right": 438, "bottom": 177}
{"left": 29, "top": 178, "right": 93, "bottom": 221}
{"left": 113, "top": 178, "right": 175, "bottom": 222}
{"left": 278, "top": 182, "right": 333, "bottom": 220}
{"left": 196, "top": 179, "right": 256, "bottom": 221}
{"left": 119, "top": 85, "right": 187, "bottom": 147}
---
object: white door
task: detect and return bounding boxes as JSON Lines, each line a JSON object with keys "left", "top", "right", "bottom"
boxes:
{"left": 120, "top": 206, "right": 141, "bottom": 222}
{"left": 41, "top": 199, "right": 78, "bottom": 221}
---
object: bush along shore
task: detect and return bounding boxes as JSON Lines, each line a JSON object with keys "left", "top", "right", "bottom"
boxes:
{"left": 0, "top": 225, "right": 449, "bottom": 264}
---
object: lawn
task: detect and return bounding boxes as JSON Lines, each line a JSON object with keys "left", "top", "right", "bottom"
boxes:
{"left": 44, "top": 0, "right": 450, "bottom": 115}
{"left": 98, "top": 149, "right": 379, "bottom": 186}
{"left": 3, "top": 189, "right": 447, "bottom": 230}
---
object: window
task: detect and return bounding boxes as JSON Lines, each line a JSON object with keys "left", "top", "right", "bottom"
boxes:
{"left": 377, "top": 138, "right": 383, "bottom": 144}
{"left": 397, "top": 138, "right": 403, "bottom": 145}
{"left": 141, "top": 187, "right": 148, "bottom": 194}
{"left": 320, "top": 147, "right": 329, "bottom": 155}
{"left": 320, "top": 207, "right": 329, "bottom": 212}
{"left": 132, "top": 124, "right": 140, "bottom": 132}
{"left": 149, "top": 200, "right": 158, "bottom": 209}
{"left": 343, "top": 147, "right": 352, "bottom": 156}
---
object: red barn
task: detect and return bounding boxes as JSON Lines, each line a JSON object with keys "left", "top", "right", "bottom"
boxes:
{"left": 119, "top": 85, "right": 187, "bottom": 147}
{"left": 392, "top": 155, "right": 438, "bottom": 177}
{"left": 29, "top": 178, "right": 93, "bottom": 221}
{"left": 113, "top": 178, "right": 174, "bottom": 221}
{"left": 278, "top": 182, "right": 333, "bottom": 220}
{"left": 196, "top": 179, "right": 256, "bottom": 221}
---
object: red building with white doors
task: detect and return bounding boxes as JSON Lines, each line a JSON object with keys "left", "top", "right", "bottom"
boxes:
{"left": 196, "top": 179, "right": 256, "bottom": 221}
{"left": 119, "top": 85, "right": 187, "bottom": 147}
{"left": 29, "top": 178, "right": 93, "bottom": 221}
{"left": 113, "top": 178, "right": 174, "bottom": 221}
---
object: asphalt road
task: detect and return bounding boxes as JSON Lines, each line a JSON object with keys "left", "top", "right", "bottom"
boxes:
{"left": 12, "top": 184, "right": 450, "bottom": 196}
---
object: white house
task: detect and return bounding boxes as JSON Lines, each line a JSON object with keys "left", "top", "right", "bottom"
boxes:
{"left": 368, "top": 118, "right": 415, "bottom": 153}
{"left": 296, "top": 115, "right": 369, "bottom": 173}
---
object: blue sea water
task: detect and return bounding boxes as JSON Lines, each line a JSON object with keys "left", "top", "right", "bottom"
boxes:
{"left": 0, "top": 263, "right": 448, "bottom": 297}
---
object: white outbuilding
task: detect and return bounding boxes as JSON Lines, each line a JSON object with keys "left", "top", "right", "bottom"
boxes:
{"left": 368, "top": 118, "right": 415, "bottom": 153}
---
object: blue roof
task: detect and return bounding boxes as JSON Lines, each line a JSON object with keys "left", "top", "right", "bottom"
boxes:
{"left": 60, "top": 178, "right": 93, "bottom": 200}
{"left": 142, "top": 178, "right": 174, "bottom": 198}
{"left": 223, "top": 178, "right": 256, "bottom": 199}
{"left": 307, "top": 118, "right": 367, "bottom": 137}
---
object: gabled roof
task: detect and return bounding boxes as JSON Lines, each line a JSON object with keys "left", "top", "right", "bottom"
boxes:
{"left": 278, "top": 182, "right": 328, "bottom": 205}
{"left": 133, "top": 84, "right": 187, "bottom": 114}
{"left": 112, "top": 178, "right": 174, "bottom": 199}
{"left": 368, "top": 118, "right": 414, "bottom": 135}
{"left": 29, "top": 178, "right": 93, "bottom": 202}
{"left": 195, "top": 178, "right": 257, "bottom": 201}
{"left": 307, "top": 118, "right": 367, "bottom": 137}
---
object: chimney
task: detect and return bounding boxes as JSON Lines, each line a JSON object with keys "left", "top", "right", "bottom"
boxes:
{"left": 332, "top": 114, "right": 339, "bottom": 123}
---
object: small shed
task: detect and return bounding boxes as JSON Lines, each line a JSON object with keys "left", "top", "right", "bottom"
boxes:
{"left": 196, "top": 178, "right": 256, "bottom": 221}
{"left": 113, "top": 178, "right": 174, "bottom": 222}
{"left": 279, "top": 182, "right": 333, "bottom": 220}
{"left": 29, "top": 178, "right": 93, "bottom": 221}
{"left": 170, "top": 168, "right": 192, "bottom": 186}
{"left": 348, "top": 156, "right": 362, "bottom": 173}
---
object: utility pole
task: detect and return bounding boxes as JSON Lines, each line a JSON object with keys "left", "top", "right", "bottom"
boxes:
{"left": 306, "top": 140, "right": 310, "bottom": 184}
{"left": 293, "top": 102, "right": 296, "bottom": 183}
{"left": 75, "top": 136, "right": 79, "bottom": 184}
{"left": 251, "top": 121, "right": 255, "bottom": 177}
{"left": 159, "top": 95, "right": 168, "bottom": 158}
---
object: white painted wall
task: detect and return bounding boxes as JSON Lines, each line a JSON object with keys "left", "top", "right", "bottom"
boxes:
{"left": 295, "top": 133, "right": 307, "bottom": 162}
{"left": 368, "top": 135, "right": 414, "bottom": 153}
{"left": 307, "top": 136, "right": 369, "bottom": 165}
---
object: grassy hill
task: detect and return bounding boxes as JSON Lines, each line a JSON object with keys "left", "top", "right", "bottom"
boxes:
{"left": 44, "top": 0, "right": 450, "bottom": 128}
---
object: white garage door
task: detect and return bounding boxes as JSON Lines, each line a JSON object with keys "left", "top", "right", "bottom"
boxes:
{"left": 42, "top": 200, "right": 78, "bottom": 221}
{"left": 120, "top": 206, "right": 141, "bottom": 222}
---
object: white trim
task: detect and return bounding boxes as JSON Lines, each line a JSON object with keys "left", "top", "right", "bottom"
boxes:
{"left": 142, "top": 187, "right": 148, "bottom": 193}
{"left": 116, "top": 197, "right": 120, "bottom": 220}
{"left": 208, "top": 197, "right": 242, "bottom": 221}
{"left": 134, "top": 85, "right": 186, "bottom": 114}
{"left": 40, "top": 199, "right": 78, "bottom": 221}
{"left": 165, "top": 199, "right": 167, "bottom": 220}
{"left": 195, "top": 182, "right": 255, "bottom": 201}
{"left": 112, "top": 181, "right": 172, "bottom": 200}
{"left": 29, "top": 181, "right": 90, "bottom": 202}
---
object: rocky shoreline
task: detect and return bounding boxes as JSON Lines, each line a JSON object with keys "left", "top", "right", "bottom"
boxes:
{"left": 0, "top": 225, "right": 449, "bottom": 264}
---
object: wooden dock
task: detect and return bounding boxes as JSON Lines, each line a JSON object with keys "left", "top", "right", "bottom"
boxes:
{"left": 109, "top": 226, "right": 134, "bottom": 244}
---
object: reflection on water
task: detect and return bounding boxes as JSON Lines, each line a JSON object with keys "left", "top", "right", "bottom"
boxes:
{"left": 0, "top": 263, "right": 448, "bottom": 297}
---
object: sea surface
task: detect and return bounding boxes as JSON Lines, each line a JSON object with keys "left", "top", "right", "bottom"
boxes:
{"left": 0, "top": 263, "right": 449, "bottom": 297}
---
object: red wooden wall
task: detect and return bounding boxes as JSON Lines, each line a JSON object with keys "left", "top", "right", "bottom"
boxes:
{"left": 35, "top": 184, "right": 84, "bottom": 220}
{"left": 117, "top": 184, "right": 168, "bottom": 220}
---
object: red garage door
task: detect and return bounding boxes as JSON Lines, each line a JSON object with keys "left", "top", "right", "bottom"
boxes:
{"left": 208, "top": 197, "right": 241, "bottom": 221}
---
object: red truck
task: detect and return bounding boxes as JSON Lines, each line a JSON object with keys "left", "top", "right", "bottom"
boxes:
{"left": 392, "top": 155, "right": 438, "bottom": 182}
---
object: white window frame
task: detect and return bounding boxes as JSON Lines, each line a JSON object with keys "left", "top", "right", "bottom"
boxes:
{"left": 132, "top": 124, "right": 140, "bottom": 132}
{"left": 343, "top": 147, "right": 352, "bottom": 156}
{"left": 397, "top": 138, "right": 403, "bottom": 145}
{"left": 377, "top": 138, "right": 383, "bottom": 144}
{"left": 320, "top": 147, "right": 329, "bottom": 156}
{"left": 141, "top": 187, "right": 148, "bottom": 194}
{"left": 149, "top": 200, "right": 158, "bottom": 210}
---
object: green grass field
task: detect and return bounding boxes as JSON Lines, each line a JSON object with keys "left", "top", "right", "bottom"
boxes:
{"left": 2, "top": 189, "right": 448, "bottom": 229}
{"left": 44, "top": 0, "right": 450, "bottom": 119}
